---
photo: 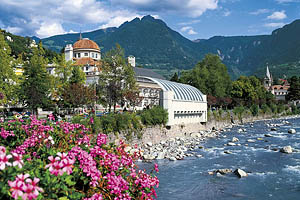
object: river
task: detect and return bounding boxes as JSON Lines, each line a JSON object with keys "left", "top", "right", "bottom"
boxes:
{"left": 140, "top": 117, "right": 300, "bottom": 200}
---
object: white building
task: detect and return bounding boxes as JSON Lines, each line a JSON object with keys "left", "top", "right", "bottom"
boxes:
{"left": 62, "top": 37, "right": 207, "bottom": 125}
{"left": 128, "top": 55, "right": 135, "bottom": 67}
{"left": 134, "top": 67, "right": 207, "bottom": 125}
{"left": 64, "top": 37, "right": 101, "bottom": 84}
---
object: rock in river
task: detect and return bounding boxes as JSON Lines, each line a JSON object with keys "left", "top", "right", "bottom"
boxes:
{"left": 234, "top": 169, "right": 248, "bottom": 178}
{"left": 288, "top": 129, "right": 296, "bottom": 134}
{"left": 280, "top": 146, "right": 293, "bottom": 154}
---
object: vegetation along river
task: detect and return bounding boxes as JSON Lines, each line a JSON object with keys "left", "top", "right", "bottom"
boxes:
{"left": 140, "top": 117, "right": 300, "bottom": 200}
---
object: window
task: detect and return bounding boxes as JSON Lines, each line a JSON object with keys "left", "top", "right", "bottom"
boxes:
{"left": 95, "top": 54, "right": 97, "bottom": 58}
{"left": 86, "top": 67, "right": 89, "bottom": 71}
{"left": 78, "top": 53, "right": 81, "bottom": 58}
{"left": 84, "top": 53, "right": 88, "bottom": 56}
{"left": 92, "top": 53, "right": 94, "bottom": 58}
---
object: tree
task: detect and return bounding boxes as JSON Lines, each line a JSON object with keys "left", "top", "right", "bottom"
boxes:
{"left": 98, "top": 44, "right": 138, "bottom": 112}
{"left": 62, "top": 83, "right": 96, "bottom": 111}
{"left": 20, "top": 42, "right": 51, "bottom": 114}
{"left": 170, "top": 72, "right": 179, "bottom": 82}
{"left": 50, "top": 54, "right": 73, "bottom": 104}
{"left": 231, "top": 76, "right": 271, "bottom": 106}
{"left": 180, "top": 54, "right": 231, "bottom": 97}
{"left": 287, "top": 76, "right": 300, "bottom": 101}
{"left": 69, "top": 65, "right": 86, "bottom": 85}
{"left": 0, "top": 33, "right": 19, "bottom": 106}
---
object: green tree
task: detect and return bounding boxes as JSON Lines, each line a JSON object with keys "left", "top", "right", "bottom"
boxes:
{"left": 98, "top": 44, "right": 138, "bottom": 112}
{"left": 287, "top": 76, "right": 300, "bottom": 101}
{"left": 20, "top": 42, "right": 51, "bottom": 114}
{"left": 231, "top": 76, "right": 272, "bottom": 106}
{"left": 62, "top": 83, "right": 96, "bottom": 111}
{"left": 50, "top": 54, "right": 73, "bottom": 104}
{"left": 180, "top": 54, "right": 231, "bottom": 97}
{"left": 0, "top": 33, "right": 19, "bottom": 106}
{"left": 170, "top": 72, "right": 179, "bottom": 82}
{"left": 69, "top": 66, "right": 86, "bottom": 85}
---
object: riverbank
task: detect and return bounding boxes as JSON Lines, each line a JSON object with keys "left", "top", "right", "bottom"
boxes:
{"left": 108, "top": 113, "right": 299, "bottom": 161}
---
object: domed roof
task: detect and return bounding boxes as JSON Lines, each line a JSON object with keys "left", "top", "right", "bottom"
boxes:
{"left": 73, "top": 38, "right": 100, "bottom": 50}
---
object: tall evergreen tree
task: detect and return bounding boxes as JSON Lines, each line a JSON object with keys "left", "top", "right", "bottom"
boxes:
{"left": 20, "top": 42, "right": 51, "bottom": 114}
{"left": 69, "top": 65, "right": 86, "bottom": 85}
{"left": 98, "top": 44, "right": 138, "bottom": 112}
{"left": 0, "top": 33, "right": 19, "bottom": 106}
{"left": 287, "top": 76, "right": 300, "bottom": 101}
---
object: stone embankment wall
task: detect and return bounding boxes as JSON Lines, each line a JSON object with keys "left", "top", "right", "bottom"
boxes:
{"left": 109, "top": 114, "right": 275, "bottom": 146}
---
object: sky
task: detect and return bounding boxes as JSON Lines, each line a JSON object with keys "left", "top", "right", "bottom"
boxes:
{"left": 0, "top": 0, "right": 300, "bottom": 40}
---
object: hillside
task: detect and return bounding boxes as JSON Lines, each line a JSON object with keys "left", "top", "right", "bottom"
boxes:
{"left": 0, "top": 29, "right": 57, "bottom": 61}
{"left": 39, "top": 16, "right": 300, "bottom": 79}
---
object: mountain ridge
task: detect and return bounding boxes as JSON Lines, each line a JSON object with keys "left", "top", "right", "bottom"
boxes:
{"left": 37, "top": 15, "right": 300, "bottom": 79}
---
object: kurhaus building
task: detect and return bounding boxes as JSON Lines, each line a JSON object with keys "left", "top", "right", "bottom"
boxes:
{"left": 63, "top": 38, "right": 207, "bottom": 125}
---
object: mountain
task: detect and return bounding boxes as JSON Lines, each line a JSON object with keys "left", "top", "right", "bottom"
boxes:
{"left": 40, "top": 16, "right": 300, "bottom": 79}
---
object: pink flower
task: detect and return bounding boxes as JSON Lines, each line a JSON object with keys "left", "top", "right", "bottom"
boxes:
{"left": 48, "top": 114, "right": 55, "bottom": 121}
{"left": 96, "top": 134, "right": 107, "bottom": 146}
{"left": 8, "top": 179, "right": 24, "bottom": 200}
{"left": 154, "top": 163, "right": 159, "bottom": 173}
{"left": 0, "top": 146, "right": 6, "bottom": 154}
{"left": 0, "top": 153, "right": 12, "bottom": 170}
{"left": 12, "top": 152, "right": 24, "bottom": 169}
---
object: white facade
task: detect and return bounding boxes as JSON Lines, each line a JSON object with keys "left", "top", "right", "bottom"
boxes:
{"left": 128, "top": 55, "right": 135, "bottom": 67}
{"left": 136, "top": 76, "right": 207, "bottom": 125}
{"left": 65, "top": 44, "right": 73, "bottom": 61}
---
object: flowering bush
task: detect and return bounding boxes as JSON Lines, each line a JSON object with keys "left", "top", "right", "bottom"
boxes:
{"left": 0, "top": 114, "right": 159, "bottom": 199}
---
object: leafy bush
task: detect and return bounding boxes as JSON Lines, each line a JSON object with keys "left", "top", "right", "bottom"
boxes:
{"left": 139, "top": 106, "right": 168, "bottom": 126}
{"left": 261, "top": 104, "right": 271, "bottom": 114}
{"left": 250, "top": 104, "right": 259, "bottom": 116}
{"left": 0, "top": 115, "right": 159, "bottom": 199}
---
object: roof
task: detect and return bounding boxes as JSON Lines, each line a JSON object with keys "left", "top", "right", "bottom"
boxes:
{"left": 134, "top": 67, "right": 165, "bottom": 80}
{"left": 73, "top": 57, "right": 101, "bottom": 66}
{"left": 73, "top": 38, "right": 100, "bottom": 50}
{"left": 272, "top": 85, "right": 290, "bottom": 90}
{"left": 138, "top": 76, "right": 205, "bottom": 102}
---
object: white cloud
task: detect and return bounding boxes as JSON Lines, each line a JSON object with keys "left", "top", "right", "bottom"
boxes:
{"left": 36, "top": 22, "right": 66, "bottom": 38}
{"left": 188, "top": 29, "right": 197, "bottom": 35}
{"left": 178, "top": 20, "right": 201, "bottom": 26}
{"left": 264, "top": 22, "right": 285, "bottom": 28}
{"left": 180, "top": 26, "right": 198, "bottom": 35}
{"left": 100, "top": 14, "right": 143, "bottom": 29}
{"left": 250, "top": 9, "right": 270, "bottom": 15}
{"left": 111, "top": 0, "right": 219, "bottom": 18}
{"left": 223, "top": 10, "right": 231, "bottom": 16}
{"left": 0, "top": 0, "right": 142, "bottom": 37}
{"left": 5, "top": 26, "right": 23, "bottom": 35}
{"left": 267, "top": 11, "right": 287, "bottom": 20}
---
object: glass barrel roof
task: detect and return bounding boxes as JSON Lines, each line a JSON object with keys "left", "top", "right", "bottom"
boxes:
{"left": 139, "top": 76, "right": 205, "bottom": 102}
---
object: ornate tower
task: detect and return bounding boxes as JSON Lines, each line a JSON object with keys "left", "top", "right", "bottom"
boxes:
{"left": 263, "top": 65, "right": 272, "bottom": 89}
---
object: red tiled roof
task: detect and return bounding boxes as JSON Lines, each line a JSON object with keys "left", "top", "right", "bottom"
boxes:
{"left": 73, "top": 57, "right": 101, "bottom": 66}
{"left": 73, "top": 39, "right": 100, "bottom": 50}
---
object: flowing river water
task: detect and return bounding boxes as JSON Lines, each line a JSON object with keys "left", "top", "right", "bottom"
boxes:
{"left": 140, "top": 117, "right": 300, "bottom": 200}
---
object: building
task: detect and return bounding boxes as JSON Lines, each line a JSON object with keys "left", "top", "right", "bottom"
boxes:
{"left": 128, "top": 55, "right": 135, "bottom": 67}
{"left": 62, "top": 38, "right": 207, "bottom": 125}
{"left": 134, "top": 68, "right": 207, "bottom": 126}
{"left": 264, "top": 66, "right": 289, "bottom": 101}
{"left": 64, "top": 36, "right": 101, "bottom": 84}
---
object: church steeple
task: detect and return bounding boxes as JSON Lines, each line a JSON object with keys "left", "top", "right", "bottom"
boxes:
{"left": 79, "top": 30, "right": 82, "bottom": 40}
{"left": 264, "top": 64, "right": 272, "bottom": 88}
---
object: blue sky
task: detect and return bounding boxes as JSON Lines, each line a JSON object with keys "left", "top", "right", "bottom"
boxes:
{"left": 0, "top": 0, "right": 300, "bottom": 39}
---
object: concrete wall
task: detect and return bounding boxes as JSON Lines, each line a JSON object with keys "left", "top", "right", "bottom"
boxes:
{"left": 162, "top": 91, "right": 207, "bottom": 126}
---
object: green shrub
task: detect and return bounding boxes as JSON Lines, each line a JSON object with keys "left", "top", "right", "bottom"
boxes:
{"left": 139, "top": 106, "right": 168, "bottom": 126}
{"left": 250, "top": 104, "right": 259, "bottom": 116}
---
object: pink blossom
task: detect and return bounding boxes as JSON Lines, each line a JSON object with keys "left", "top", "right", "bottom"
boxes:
{"left": 12, "top": 152, "right": 24, "bottom": 168}
{"left": 0, "top": 153, "right": 12, "bottom": 170}
{"left": 0, "top": 146, "right": 6, "bottom": 154}
{"left": 48, "top": 114, "right": 55, "bottom": 121}
{"left": 96, "top": 133, "right": 107, "bottom": 146}
{"left": 154, "top": 163, "right": 159, "bottom": 173}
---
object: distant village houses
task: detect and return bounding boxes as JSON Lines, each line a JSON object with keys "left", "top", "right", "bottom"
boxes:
{"left": 263, "top": 66, "right": 290, "bottom": 101}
